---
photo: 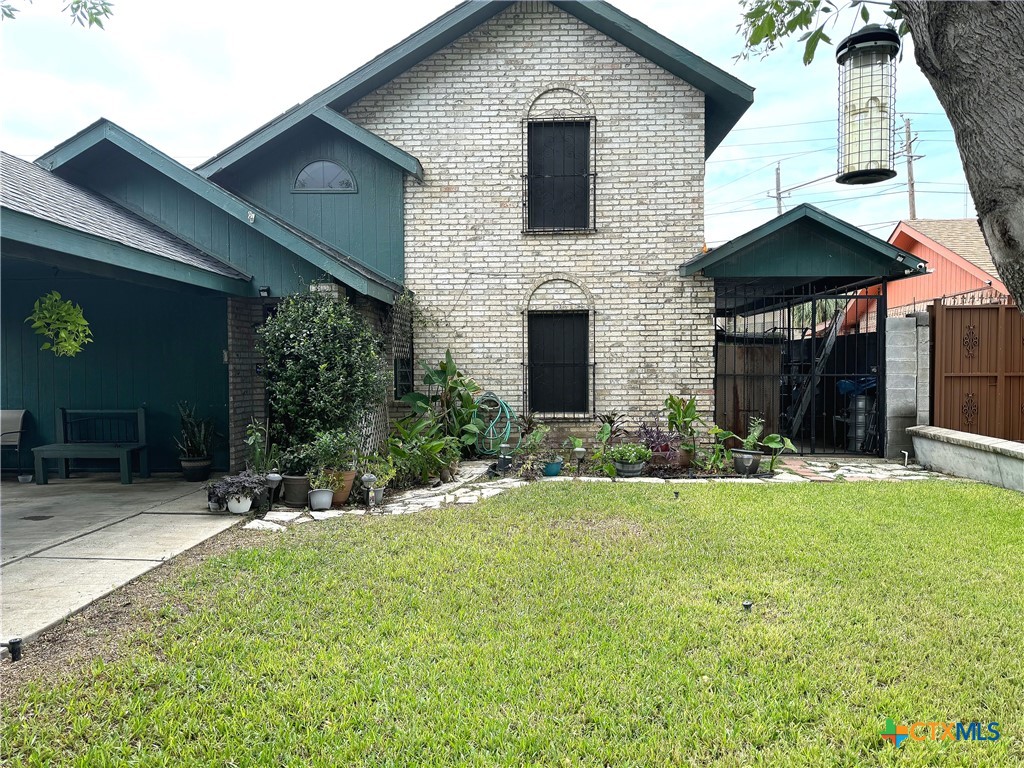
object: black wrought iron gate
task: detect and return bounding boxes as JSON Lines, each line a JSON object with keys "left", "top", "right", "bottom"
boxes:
{"left": 714, "top": 290, "right": 886, "bottom": 456}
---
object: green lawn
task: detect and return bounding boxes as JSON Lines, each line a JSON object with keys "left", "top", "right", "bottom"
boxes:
{"left": 4, "top": 481, "right": 1022, "bottom": 766}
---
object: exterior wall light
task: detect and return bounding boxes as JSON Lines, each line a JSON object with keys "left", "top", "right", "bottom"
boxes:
{"left": 258, "top": 286, "right": 271, "bottom": 297}
{"left": 836, "top": 25, "right": 901, "bottom": 185}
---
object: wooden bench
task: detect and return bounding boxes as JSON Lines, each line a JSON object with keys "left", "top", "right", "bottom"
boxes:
{"left": 33, "top": 408, "right": 149, "bottom": 485}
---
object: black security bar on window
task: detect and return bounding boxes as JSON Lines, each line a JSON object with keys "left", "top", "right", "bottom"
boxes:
{"left": 523, "top": 117, "right": 597, "bottom": 233}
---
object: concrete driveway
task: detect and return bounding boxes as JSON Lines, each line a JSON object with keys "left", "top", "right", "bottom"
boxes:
{"left": 1, "top": 474, "right": 238, "bottom": 647}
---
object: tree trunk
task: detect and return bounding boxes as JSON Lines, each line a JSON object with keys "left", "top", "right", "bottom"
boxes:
{"left": 894, "top": 1, "right": 1024, "bottom": 311}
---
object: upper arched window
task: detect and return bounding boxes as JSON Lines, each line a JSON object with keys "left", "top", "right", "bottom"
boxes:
{"left": 293, "top": 160, "right": 357, "bottom": 193}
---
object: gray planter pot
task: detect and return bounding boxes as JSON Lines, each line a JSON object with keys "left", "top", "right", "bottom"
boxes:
{"left": 732, "top": 449, "right": 763, "bottom": 475}
{"left": 307, "top": 488, "right": 334, "bottom": 511}
{"left": 613, "top": 460, "right": 645, "bottom": 478}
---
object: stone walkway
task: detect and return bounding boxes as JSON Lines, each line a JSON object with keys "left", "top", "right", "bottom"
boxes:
{"left": 242, "top": 457, "right": 954, "bottom": 531}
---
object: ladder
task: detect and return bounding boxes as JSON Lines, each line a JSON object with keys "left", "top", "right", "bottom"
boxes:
{"left": 787, "top": 309, "right": 844, "bottom": 435}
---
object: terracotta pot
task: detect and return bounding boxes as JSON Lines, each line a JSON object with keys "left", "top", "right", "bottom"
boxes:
{"left": 328, "top": 470, "right": 357, "bottom": 507}
{"left": 650, "top": 449, "right": 675, "bottom": 467}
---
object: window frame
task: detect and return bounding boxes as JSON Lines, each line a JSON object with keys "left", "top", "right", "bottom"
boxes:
{"left": 292, "top": 160, "right": 358, "bottom": 194}
{"left": 522, "top": 117, "right": 597, "bottom": 234}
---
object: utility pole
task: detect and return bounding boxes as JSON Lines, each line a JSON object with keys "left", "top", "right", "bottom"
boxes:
{"left": 770, "top": 163, "right": 784, "bottom": 215}
{"left": 904, "top": 117, "right": 917, "bottom": 220}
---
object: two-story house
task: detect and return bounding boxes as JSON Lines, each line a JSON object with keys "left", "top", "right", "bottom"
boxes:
{"left": 1, "top": 1, "right": 753, "bottom": 470}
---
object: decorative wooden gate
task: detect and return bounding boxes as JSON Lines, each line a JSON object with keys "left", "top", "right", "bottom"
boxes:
{"left": 931, "top": 302, "right": 1023, "bottom": 440}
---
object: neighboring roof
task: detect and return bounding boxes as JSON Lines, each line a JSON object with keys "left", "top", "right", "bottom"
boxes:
{"left": 197, "top": 0, "right": 754, "bottom": 177}
{"left": 680, "top": 204, "right": 927, "bottom": 315}
{"left": 901, "top": 219, "right": 997, "bottom": 277}
{"left": 1, "top": 151, "right": 251, "bottom": 292}
{"left": 35, "top": 120, "right": 403, "bottom": 304}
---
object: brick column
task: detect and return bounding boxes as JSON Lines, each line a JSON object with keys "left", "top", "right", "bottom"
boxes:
{"left": 227, "top": 297, "right": 276, "bottom": 471}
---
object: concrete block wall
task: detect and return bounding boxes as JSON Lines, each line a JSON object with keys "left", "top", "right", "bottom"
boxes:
{"left": 344, "top": 1, "right": 716, "bottom": 426}
{"left": 884, "top": 313, "right": 930, "bottom": 459}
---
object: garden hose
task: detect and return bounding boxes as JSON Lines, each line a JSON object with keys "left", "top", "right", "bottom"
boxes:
{"left": 474, "top": 391, "right": 520, "bottom": 456}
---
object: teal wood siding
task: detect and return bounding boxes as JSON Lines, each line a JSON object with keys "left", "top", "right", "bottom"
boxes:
{"left": 62, "top": 151, "right": 324, "bottom": 296}
{"left": 217, "top": 119, "right": 405, "bottom": 281}
{"left": 1, "top": 259, "right": 230, "bottom": 472}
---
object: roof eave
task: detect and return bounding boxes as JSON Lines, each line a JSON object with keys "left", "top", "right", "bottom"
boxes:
{"left": 0, "top": 207, "right": 252, "bottom": 295}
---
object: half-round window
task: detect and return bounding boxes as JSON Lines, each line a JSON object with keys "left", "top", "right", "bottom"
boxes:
{"left": 294, "top": 160, "right": 357, "bottom": 192}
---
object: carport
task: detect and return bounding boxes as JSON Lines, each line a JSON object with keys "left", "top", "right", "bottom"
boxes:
{"left": 1, "top": 475, "right": 237, "bottom": 651}
{"left": 680, "top": 204, "right": 927, "bottom": 455}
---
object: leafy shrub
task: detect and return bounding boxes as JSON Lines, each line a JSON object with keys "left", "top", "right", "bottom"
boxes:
{"left": 279, "top": 443, "right": 318, "bottom": 476}
{"left": 606, "top": 443, "right": 653, "bottom": 464}
{"left": 387, "top": 415, "right": 461, "bottom": 488}
{"left": 205, "top": 470, "right": 266, "bottom": 501}
{"left": 401, "top": 350, "right": 484, "bottom": 455}
{"left": 310, "top": 429, "right": 358, "bottom": 470}
{"left": 256, "top": 291, "right": 387, "bottom": 450}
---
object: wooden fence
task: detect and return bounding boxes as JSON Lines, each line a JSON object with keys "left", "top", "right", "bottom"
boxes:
{"left": 931, "top": 301, "right": 1023, "bottom": 440}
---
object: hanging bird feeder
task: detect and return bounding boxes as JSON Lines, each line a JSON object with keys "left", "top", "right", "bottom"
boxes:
{"left": 836, "top": 25, "right": 901, "bottom": 184}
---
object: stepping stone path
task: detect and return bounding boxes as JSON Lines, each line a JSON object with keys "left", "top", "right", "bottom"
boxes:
{"left": 241, "top": 457, "right": 952, "bottom": 531}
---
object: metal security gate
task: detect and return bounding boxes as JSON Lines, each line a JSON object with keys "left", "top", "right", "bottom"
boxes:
{"left": 931, "top": 301, "right": 1023, "bottom": 440}
{"left": 715, "top": 288, "right": 886, "bottom": 455}
{"left": 526, "top": 312, "right": 591, "bottom": 415}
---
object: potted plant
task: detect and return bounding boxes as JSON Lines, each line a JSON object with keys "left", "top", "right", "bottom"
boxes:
{"left": 306, "top": 469, "right": 335, "bottom": 511}
{"left": 208, "top": 470, "right": 266, "bottom": 515}
{"left": 636, "top": 421, "right": 679, "bottom": 466}
{"left": 311, "top": 429, "right": 359, "bottom": 506}
{"left": 606, "top": 442, "right": 653, "bottom": 478}
{"left": 175, "top": 401, "right": 215, "bottom": 481}
{"left": 664, "top": 394, "right": 703, "bottom": 469}
{"left": 279, "top": 443, "right": 316, "bottom": 508}
{"left": 732, "top": 416, "right": 765, "bottom": 475}
{"left": 542, "top": 451, "right": 564, "bottom": 477}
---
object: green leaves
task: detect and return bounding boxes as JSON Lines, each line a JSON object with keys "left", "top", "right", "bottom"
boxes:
{"left": 25, "top": 290, "right": 94, "bottom": 357}
{"left": 737, "top": 0, "right": 904, "bottom": 65}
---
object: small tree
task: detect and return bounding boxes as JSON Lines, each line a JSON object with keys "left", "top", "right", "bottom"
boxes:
{"left": 256, "top": 291, "right": 387, "bottom": 450}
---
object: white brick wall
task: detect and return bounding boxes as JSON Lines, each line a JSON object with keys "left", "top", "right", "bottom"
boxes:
{"left": 345, "top": 2, "right": 716, "bottom": 423}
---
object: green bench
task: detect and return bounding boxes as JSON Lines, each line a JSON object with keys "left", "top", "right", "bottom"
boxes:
{"left": 33, "top": 408, "right": 149, "bottom": 485}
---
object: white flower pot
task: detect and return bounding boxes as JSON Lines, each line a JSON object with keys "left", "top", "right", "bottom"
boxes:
{"left": 227, "top": 495, "right": 253, "bottom": 515}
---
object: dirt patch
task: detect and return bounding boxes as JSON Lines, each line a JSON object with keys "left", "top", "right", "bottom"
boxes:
{"left": 0, "top": 525, "right": 273, "bottom": 701}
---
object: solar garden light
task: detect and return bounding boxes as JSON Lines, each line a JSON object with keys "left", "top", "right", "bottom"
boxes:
{"left": 265, "top": 471, "right": 282, "bottom": 504}
{"left": 836, "top": 24, "right": 901, "bottom": 185}
{"left": 362, "top": 472, "right": 377, "bottom": 507}
{"left": 2, "top": 637, "right": 22, "bottom": 662}
{"left": 572, "top": 445, "right": 586, "bottom": 475}
{"left": 497, "top": 443, "right": 512, "bottom": 473}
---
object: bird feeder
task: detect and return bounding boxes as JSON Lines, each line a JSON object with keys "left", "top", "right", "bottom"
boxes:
{"left": 836, "top": 25, "right": 901, "bottom": 184}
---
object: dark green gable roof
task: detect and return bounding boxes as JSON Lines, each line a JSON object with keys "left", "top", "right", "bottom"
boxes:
{"left": 36, "top": 120, "right": 403, "bottom": 303}
{"left": 680, "top": 204, "right": 927, "bottom": 280}
{"left": 197, "top": 0, "right": 753, "bottom": 177}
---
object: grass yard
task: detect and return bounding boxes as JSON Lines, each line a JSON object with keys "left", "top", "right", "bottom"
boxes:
{"left": 3, "top": 480, "right": 1022, "bottom": 766}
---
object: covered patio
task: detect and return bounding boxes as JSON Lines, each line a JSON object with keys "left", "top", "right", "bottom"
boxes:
{"left": 680, "top": 204, "right": 928, "bottom": 456}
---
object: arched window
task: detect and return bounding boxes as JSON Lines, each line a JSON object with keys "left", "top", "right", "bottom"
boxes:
{"left": 523, "top": 87, "right": 595, "bottom": 232}
{"left": 293, "top": 160, "right": 357, "bottom": 192}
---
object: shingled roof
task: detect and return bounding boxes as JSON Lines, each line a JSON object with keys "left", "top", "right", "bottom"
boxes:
{"left": 904, "top": 219, "right": 997, "bottom": 278}
{"left": 1, "top": 151, "right": 247, "bottom": 280}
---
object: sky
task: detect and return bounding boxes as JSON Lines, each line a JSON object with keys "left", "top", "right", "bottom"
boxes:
{"left": 0, "top": 0, "right": 975, "bottom": 247}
